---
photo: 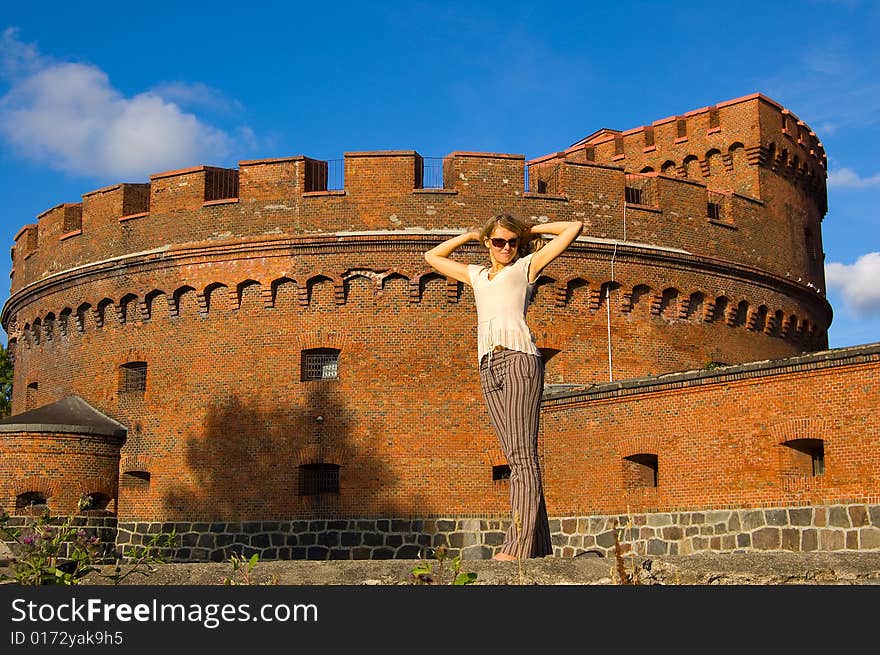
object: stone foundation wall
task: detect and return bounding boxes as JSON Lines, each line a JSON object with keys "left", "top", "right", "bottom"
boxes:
{"left": 6, "top": 504, "right": 878, "bottom": 565}
{"left": 113, "top": 503, "right": 880, "bottom": 562}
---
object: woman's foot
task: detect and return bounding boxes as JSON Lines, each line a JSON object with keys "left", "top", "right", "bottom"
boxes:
{"left": 492, "top": 552, "right": 518, "bottom": 561}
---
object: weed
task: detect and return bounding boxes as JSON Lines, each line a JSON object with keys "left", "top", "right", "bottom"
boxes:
{"left": 0, "top": 495, "right": 176, "bottom": 586}
{"left": 223, "top": 553, "right": 278, "bottom": 585}
{"left": 103, "top": 531, "right": 178, "bottom": 585}
{"left": 411, "top": 544, "right": 477, "bottom": 585}
{"left": 610, "top": 508, "right": 643, "bottom": 585}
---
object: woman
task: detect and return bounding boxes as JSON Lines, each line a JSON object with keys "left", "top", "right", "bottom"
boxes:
{"left": 424, "top": 214, "right": 583, "bottom": 559}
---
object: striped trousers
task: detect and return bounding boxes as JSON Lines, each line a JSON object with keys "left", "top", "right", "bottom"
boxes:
{"left": 479, "top": 349, "right": 553, "bottom": 558}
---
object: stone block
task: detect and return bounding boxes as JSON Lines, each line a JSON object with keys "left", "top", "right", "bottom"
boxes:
{"left": 764, "top": 509, "right": 788, "bottom": 526}
{"left": 801, "top": 529, "right": 818, "bottom": 551}
{"left": 819, "top": 529, "right": 845, "bottom": 551}
{"left": 858, "top": 527, "right": 880, "bottom": 549}
{"left": 788, "top": 508, "right": 812, "bottom": 526}
{"left": 781, "top": 528, "right": 799, "bottom": 551}
{"left": 848, "top": 505, "right": 868, "bottom": 527}
{"left": 741, "top": 511, "right": 765, "bottom": 531}
{"left": 647, "top": 539, "right": 669, "bottom": 555}
{"left": 829, "top": 506, "right": 850, "bottom": 528}
{"left": 646, "top": 514, "right": 673, "bottom": 527}
{"left": 751, "top": 527, "right": 781, "bottom": 550}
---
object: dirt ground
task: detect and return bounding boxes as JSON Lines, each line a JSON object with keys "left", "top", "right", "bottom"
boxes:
{"left": 25, "top": 550, "right": 875, "bottom": 586}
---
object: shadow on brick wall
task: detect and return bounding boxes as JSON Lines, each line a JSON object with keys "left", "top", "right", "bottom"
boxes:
{"left": 162, "top": 385, "right": 401, "bottom": 520}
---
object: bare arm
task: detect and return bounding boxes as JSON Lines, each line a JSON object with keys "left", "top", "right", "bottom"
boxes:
{"left": 527, "top": 221, "right": 584, "bottom": 282}
{"left": 424, "top": 231, "right": 480, "bottom": 286}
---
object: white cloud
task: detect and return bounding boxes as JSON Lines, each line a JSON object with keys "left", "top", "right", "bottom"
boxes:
{"left": 827, "top": 167, "right": 880, "bottom": 188}
{"left": 0, "top": 30, "right": 249, "bottom": 180}
{"left": 825, "top": 252, "right": 880, "bottom": 317}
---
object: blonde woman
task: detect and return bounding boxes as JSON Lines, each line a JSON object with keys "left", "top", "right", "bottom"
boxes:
{"left": 425, "top": 214, "right": 583, "bottom": 559}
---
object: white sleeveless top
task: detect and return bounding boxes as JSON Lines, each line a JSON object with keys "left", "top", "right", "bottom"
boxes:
{"left": 467, "top": 253, "right": 541, "bottom": 364}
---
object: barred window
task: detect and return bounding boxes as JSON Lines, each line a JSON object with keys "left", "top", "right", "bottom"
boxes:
{"left": 119, "top": 361, "right": 147, "bottom": 393}
{"left": 707, "top": 201, "right": 722, "bottom": 220}
{"left": 301, "top": 348, "right": 340, "bottom": 381}
{"left": 625, "top": 186, "right": 643, "bottom": 205}
{"left": 299, "top": 463, "right": 340, "bottom": 496}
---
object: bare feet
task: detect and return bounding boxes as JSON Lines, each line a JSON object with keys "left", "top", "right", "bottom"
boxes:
{"left": 492, "top": 552, "right": 518, "bottom": 561}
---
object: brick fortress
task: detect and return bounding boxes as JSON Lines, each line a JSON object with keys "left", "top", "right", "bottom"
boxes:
{"left": 2, "top": 93, "right": 878, "bottom": 561}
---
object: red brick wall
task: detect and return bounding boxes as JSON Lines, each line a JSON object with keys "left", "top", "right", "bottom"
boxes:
{"left": 541, "top": 346, "right": 880, "bottom": 516}
{"left": 2, "top": 93, "right": 843, "bottom": 525}
{"left": 0, "top": 431, "right": 122, "bottom": 514}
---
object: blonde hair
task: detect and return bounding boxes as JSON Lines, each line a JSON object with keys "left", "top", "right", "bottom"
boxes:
{"left": 478, "top": 213, "right": 545, "bottom": 258}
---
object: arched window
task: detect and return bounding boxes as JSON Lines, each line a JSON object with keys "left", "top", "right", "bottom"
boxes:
{"left": 16, "top": 491, "right": 47, "bottom": 513}
{"left": 623, "top": 454, "right": 658, "bottom": 488}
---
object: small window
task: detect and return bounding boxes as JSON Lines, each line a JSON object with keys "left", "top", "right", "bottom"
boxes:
{"left": 708, "top": 107, "right": 720, "bottom": 130}
{"left": 16, "top": 491, "right": 47, "bottom": 513}
{"left": 676, "top": 118, "right": 687, "bottom": 139}
{"left": 614, "top": 135, "right": 624, "bottom": 156}
{"left": 623, "top": 453, "right": 658, "bottom": 488}
{"left": 122, "top": 471, "right": 151, "bottom": 489}
{"left": 82, "top": 492, "right": 113, "bottom": 515}
{"left": 26, "top": 381, "right": 38, "bottom": 409}
{"left": 707, "top": 201, "right": 722, "bottom": 220}
{"left": 492, "top": 464, "right": 511, "bottom": 481}
{"left": 301, "top": 348, "right": 340, "bottom": 381}
{"left": 119, "top": 362, "right": 147, "bottom": 393}
{"left": 299, "top": 463, "right": 340, "bottom": 496}
{"left": 625, "top": 186, "right": 643, "bottom": 205}
{"left": 782, "top": 438, "right": 825, "bottom": 477}
{"left": 644, "top": 126, "right": 655, "bottom": 148}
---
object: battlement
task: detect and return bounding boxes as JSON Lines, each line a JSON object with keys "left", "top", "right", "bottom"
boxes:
{"left": 543, "top": 93, "right": 826, "bottom": 208}
{"left": 8, "top": 94, "right": 828, "bottom": 299}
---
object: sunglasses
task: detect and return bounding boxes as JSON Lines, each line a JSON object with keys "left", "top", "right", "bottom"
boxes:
{"left": 489, "top": 237, "right": 519, "bottom": 249}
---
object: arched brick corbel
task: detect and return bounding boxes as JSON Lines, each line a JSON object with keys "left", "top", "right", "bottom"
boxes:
{"left": 616, "top": 435, "right": 664, "bottom": 459}
{"left": 120, "top": 454, "right": 155, "bottom": 474}
{"left": 768, "top": 417, "right": 829, "bottom": 445}
{"left": 10, "top": 475, "right": 59, "bottom": 501}
{"left": 481, "top": 446, "right": 508, "bottom": 468}
{"left": 295, "top": 443, "right": 347, "bottom": 466}
{"left": 722, "top": 152, "right": 734, "bottom": 171}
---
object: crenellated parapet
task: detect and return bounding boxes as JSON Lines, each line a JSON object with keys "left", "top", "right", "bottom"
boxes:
{"left": 9, "top": 120, "right": 828, "bottom": 301}
{"left": 533, "top": 93, "right": 827, "bottom": 214}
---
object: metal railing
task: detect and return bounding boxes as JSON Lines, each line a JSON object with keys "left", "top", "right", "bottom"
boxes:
{"left": 624, "top": 173, "right": 656, "bottom": 206}
{"left": 304, "top": 159, "right": 345, "bottom": 192}
{"left": 204, "top": 168, "right": 240, "bottom": 201}
{"left": 419, "top": 157, "right": 450, "bottom": 189}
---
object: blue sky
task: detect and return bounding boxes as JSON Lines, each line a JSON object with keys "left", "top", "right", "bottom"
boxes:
{"left": 1, "top": 0, "right": 878, "bottom": 349}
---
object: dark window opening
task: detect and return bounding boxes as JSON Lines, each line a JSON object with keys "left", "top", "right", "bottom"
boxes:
{"left": 623, "top": 453, "right": 658, "bottom": 488}
{"left": 492, "top": 464, "right": 511, "bottom": 481}
{"left": 82, "top": 492, "right": 114, "bottom": 515}
{"left": 122, "top": 471, "right": 151, "bottom": 489}
{"left": 625, "top": 186, "right": 643, "bottom": 205}
{"left": 26, "top": 381, "right": 38, "bottom": 410}
{"left": 708, "top": 108, "right": 720, "bottom": 129}
{"left": 676, "top": 119, "right": 687, "bottom": 139}
{"left": 707, "top": 201, "right": 722, "bottom": 220}
{"left": 16, "top": 491, "right": 47, "bottom": 514}
{"left": 299, "top": 463, "right": 340, "bottom": 496}
{"left": 782, "top": 438, "right": 825, "bottom": 477}
{"left": 119, "top": 361, "right": 147, "bottom": 393}
{"left": 301, "top": 348, "right": 340, "bottom": 381}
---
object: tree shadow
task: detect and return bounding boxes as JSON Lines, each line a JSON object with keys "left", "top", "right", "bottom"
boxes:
{"left": 164, "top": 383, "right": 404, "bottom": 521}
